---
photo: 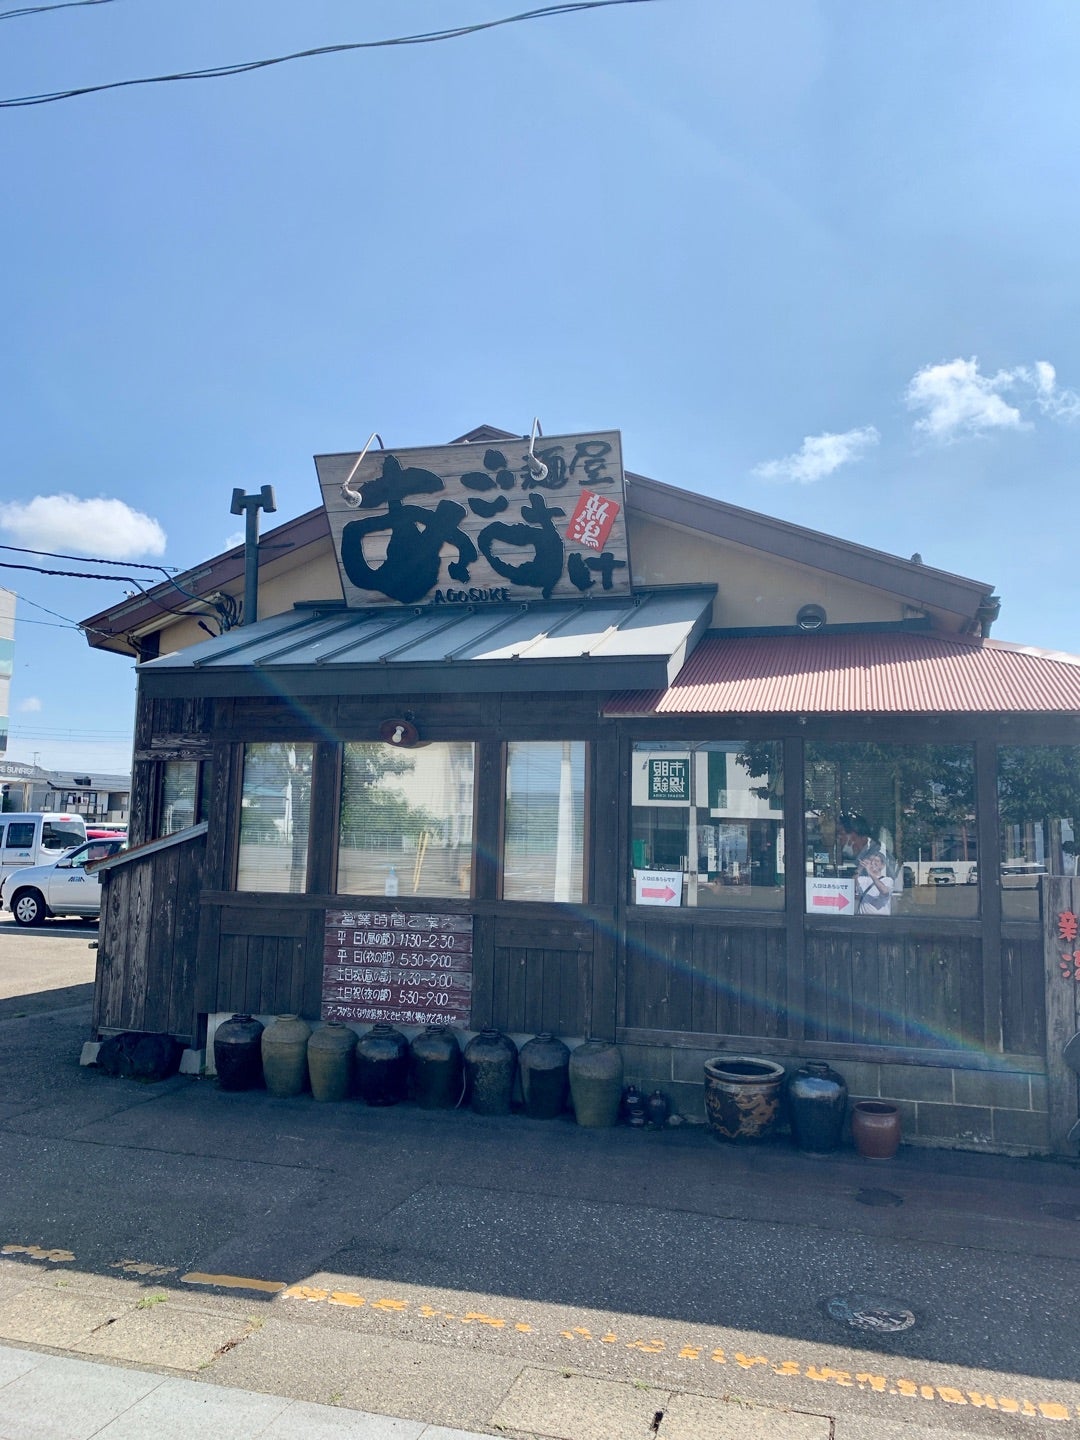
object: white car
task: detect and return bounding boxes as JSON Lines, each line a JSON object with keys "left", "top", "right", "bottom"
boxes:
{"left": 0, "top": 837, "right": 126, "bottom": 926}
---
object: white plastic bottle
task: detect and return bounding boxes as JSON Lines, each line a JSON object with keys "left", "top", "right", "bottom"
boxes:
{"left": 384, "top": 865, "right": 399, "bottom": 897}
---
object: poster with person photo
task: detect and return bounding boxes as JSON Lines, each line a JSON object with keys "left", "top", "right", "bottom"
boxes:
{"left": 838, "top": 812, "right": 901, "bottom": 916}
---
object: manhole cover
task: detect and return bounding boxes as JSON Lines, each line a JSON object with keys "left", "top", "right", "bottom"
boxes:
{"left": 1040, "top": 1201, "right": 1080, "bottom": 1221}
{"left": 826, "top": 1292, "right": 917, "bottom": 1333}
{"left": 855, "top": 1187, "right": 903, "bottom": 1207}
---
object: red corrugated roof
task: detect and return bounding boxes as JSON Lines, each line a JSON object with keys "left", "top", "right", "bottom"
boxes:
{"left": 602, "top": 632, "right": 1080, "bottom": 716}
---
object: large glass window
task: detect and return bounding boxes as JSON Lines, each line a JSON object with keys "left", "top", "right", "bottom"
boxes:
{"left": 804, "top": 743, "right": 976, "bottom": 917}
{"left": 998, "top": 745, "right": 1080, "bottom": 920}
{"left": 237, "top": 743, "right": 313, "bottom": 893}
{"left": 338, "top": 742, "right": 474, "bottom": 898}
{"left": 503, "top": 741, "right": 586, "bottom": 902}
{"left": 630, "top": 741, "right": 784, "bottom": 909}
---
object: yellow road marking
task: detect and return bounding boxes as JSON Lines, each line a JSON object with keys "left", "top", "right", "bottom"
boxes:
{"left": 181, "top": 1272, "right": 285, "bottom": 1293}
{"left": 4, "top": 1242, "right": 1077, "bottom": 1423}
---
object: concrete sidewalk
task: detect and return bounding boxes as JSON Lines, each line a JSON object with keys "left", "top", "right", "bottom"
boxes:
{"left": 0, "top": 1343, "right": 488, "bottom": 1440}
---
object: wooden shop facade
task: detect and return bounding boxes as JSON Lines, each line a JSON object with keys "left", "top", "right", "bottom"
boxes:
{"left": 83, "top": 425, "right": 1080, "bottom": 1156}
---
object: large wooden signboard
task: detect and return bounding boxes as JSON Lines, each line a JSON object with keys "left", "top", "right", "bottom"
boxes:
{"left": 322, "top": 909, "right": 473, "bottom": 1028}
{"left": 315, "top": 431, "right": 630, "bottom": 608}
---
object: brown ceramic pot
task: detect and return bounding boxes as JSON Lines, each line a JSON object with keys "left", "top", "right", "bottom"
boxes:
{"left": 851, "top": 1100, "right": 901, "bottom": 1159}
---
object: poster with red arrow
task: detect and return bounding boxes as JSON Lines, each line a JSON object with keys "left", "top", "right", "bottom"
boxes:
{"left": 805, "top": 877, "right": 855, "bottom": 915}
{"left": 634, "top": 869, "right": 684, "bottom": 907}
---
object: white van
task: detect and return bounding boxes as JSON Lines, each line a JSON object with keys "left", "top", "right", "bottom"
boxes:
{"left": 0, "top": 813, "right": 88, "bottom": 885}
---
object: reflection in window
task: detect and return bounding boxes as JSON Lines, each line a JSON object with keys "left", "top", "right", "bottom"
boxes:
{"left": 998, "top": 745, "right": 1080, "bottom": 919}
{"left": 503, "top": 741, "right": 585, "bottom": 903}
{"left": 161, "top": 761, "right": 197, "bottom": 835}
{"left": 337, "top": 742, "right": 474, "bottom": 898}
{"left": 630, "top": 742, "right": 784, "bottom": 909}
{"left": 804, "top": 743, "right": 977, "bottom": 917}
{"left": 237, "top": 743, "right": 313, "bottom": 893}
{"left": 159, "top": 760, "right": 213, "bottom": 838}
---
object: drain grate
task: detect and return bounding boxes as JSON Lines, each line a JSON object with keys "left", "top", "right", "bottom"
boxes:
{"left": 825, "top": 1292, "right": 917, "bottom": 1333}
{"left": 855, "top": 1187, "right": 903, "bottom": 1207}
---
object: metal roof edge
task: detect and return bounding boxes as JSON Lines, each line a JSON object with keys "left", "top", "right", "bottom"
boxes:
{"left": 92, "top": 821, "right": 208, "bottom": 874}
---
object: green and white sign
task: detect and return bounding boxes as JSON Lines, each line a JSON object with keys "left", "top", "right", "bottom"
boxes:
{"left": 648, "top": 758, "right": 689, "bottom": 801}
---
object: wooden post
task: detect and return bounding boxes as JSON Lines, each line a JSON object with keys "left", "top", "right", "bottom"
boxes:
{"left": 1043, "top": 876, "right": 1080, "bottom": 1155}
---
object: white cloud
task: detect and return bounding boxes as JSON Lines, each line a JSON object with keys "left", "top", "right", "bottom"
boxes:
{"left": 752, "top": 425, "right": 880, "bottom": 484}
{"left": 0, "top": 494, "right": 166, "bottom": 559}
{"left": 904, "top": 357, "right": 1026, "bottom": 440}
{"left": 224, "top": 531, "right": 245, "bottom": 550}
{"left": 17, "top": 696, "right": 42, "bottom": 713}
{"left": 1025, "top": 360, "right": 1080, "bottom": 421}
{"left": 904, "top": 355, "right": 1080, "bottom": 440}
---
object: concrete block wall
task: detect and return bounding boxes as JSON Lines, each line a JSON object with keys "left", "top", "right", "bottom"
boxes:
{"left": 619, "top": 1043, "right": 1050, "bottom": 1156}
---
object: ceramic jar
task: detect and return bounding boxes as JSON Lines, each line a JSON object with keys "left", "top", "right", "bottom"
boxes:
{"left": 355, "top": 1024, "right": 409, "bottom": 1105}
{"left": 519, "top": 1032, "right": 571, "bottom": 1119}
{"left": 568, "top": 1040, "right": 623, "bottom": 1128}
{"left": 646, "top": 1089, "right": 671, "bottom": 1129}
{"left": 307, "top": 1022, "right": 356, "bottom": 1102}
{"left": 786, "top": 1061, "right": 848, "bottom": 1155}
{"left": 703, "top": 1055, "right": 785, "bottom": 1141}
{"left": 409, "top": 1026, "right": 463, "bottom": 1109}
{"left": 851, "top": 1100, "right": 902, "bottom": 1159}
{"left": 464, "top": 1028, "right": 518, "bottom": 1115}
{"left": 213, "top": 1014, "right": 264, "bottom": 1091}
{"left": 261, "top": 1014, "right": 311, "bottom": 1098}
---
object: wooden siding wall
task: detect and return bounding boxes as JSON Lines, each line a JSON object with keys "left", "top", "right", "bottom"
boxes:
{"left": 623, "top": 917, "right": 789, "bottom": 1039}
{"left": 121, "top": 683, "right": 1057, "bottom": 1073}
{"left": 93, "top": 831, "right": 206, "bottom": 1043}
{"left": 803, "top": 930, "right": 984, "bottom": 1049}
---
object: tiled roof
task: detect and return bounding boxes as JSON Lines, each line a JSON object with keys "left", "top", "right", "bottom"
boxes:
{"left": 602, "top": 632, "right": 1080, "bottom": 716}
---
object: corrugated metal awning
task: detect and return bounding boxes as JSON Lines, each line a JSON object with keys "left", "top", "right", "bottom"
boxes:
{"left": 139, "top": 587, "right": 716, "bottom": 699}
{"left": 603, "top": 632, "right": 1080, "bottom": 716}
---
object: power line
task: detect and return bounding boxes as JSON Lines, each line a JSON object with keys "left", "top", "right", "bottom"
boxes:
{"left": 0, "top": 0, "right": 115, "bottom": 19}
{"left": 0, "top": 542, "right": 178, "bottom": 573}
{"left": 0, "top": 0, "right": 665, "bottom": 107}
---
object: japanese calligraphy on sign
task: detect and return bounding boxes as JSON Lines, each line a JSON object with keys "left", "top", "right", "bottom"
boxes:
{"left": 321, "top": 909, "right": 473, "bottom": 1027}
{"left": 316, "top": 431, "right": 631, "bottom": 607}
{"left": 648, "top": 758, "right": 690, "bottom": 801}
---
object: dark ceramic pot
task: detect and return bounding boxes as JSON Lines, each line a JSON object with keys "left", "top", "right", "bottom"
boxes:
{"left": 355, "top": 1024, "right": 409, "bottom": 1105}
{"left": 703, "top": 1055, "right": 785, "bottom": 1142}
{"left": 519, "top": 1033, "right": 571, "bottom": 1119}
{"left": 787, "top": 1061, "right": 848, "bottom": 1154}
{"left": 214, "top": 1014, "right": 264, "bottom": 1091}
{"left": 464, "top": 1028, "right": 518, "bottom": 1115}
{"left": 409, "top": 1026, "right": 463, "bottom": 1109}
{"left": 646, "top": 1089, "right": 671, "bottom": 1129}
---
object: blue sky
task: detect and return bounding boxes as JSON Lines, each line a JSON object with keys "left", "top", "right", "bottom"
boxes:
{"left": 2, "top": 0, "right": 1079, "bottom": 772}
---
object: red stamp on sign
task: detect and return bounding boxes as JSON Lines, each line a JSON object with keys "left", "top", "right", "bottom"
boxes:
{"left": 567, "top": 490, "right": 619, "bottom": 551}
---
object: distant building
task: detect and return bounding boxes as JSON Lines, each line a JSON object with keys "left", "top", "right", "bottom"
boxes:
{"left": 0, "top": 764, "right": 129, "bottom": 821}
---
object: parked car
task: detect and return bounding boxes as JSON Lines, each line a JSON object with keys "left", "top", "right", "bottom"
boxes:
{"left": 0, "top": 837, "right": 125, "bottom": 926}
{"left": 0, "top": 812, "right": 88, "bottom": 886}
{"left": 927, "top": 865, "right": 956, "bottom": 885}
{"left": 1001, "top": 862, "right": 1047, "bottom": 888}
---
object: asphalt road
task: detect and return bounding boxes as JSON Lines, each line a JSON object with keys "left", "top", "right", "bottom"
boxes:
{"left": 0, "top": 914, "right": 1078, "bottom": 1438}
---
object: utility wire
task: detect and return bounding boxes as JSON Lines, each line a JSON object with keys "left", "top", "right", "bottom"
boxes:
{"left": 0, "top": 0, "right": 664, "bottom": 107}
{"left": 0, "top": 542, "right": 178, "bottom": 572}
{"left": 0, "top": 0, "right": 115, "bottom": 19}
